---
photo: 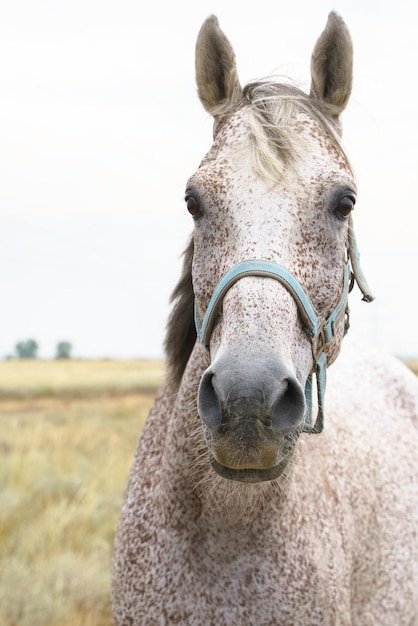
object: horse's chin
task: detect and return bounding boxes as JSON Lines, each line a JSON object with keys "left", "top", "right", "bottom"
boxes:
{"left": 203, "top": 423, "right": 299, "bottom": 483}
{"left": 209, "top": 455, "right": 292, "bottom": 483}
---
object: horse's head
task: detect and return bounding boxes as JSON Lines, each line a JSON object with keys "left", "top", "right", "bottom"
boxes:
{"left": 170, "top": 13, "right": 372, "bottom": 483}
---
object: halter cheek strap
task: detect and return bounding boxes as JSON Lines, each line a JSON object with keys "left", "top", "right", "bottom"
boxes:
{"left": 194, "top": 219, "right": 373, "bottom": 434}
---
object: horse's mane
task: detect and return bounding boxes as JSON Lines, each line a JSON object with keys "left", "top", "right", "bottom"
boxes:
{"left": 164, "top": 80, "right": 349, "bottom": 389}
{"left": 164, "top": 236, "right": 196, "bottom": 388}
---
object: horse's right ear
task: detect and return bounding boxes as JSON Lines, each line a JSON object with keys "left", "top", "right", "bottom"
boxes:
{"left": 195, "top": 16, "right": 242, "bottom": 123}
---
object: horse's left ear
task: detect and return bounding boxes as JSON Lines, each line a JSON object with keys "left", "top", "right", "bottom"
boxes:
{"left": 310, "top": 12, "right": 353, "bottom": 119}
{"left": 195, "top": 16, "right": 242, "bottom": 123}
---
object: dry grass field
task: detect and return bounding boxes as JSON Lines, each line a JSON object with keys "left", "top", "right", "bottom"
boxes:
{"left": 405, "top": 360, "right": 418, "bottom": 377}
{"left": 0, "top": 358, "right": 164, "bottom": 400}
{"left": 1, "top": 357, "right": 417, "bottom": 626}
{"left": 0, "top": 359, "right": 164, "bottom": 626}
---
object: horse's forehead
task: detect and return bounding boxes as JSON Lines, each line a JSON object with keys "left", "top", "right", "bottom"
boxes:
{"left": 197, "top": 104, "right": 352, "bottom": 192}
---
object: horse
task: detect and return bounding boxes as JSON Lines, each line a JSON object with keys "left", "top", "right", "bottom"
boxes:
{"left": 112, "top": 13, "right": 418, "bottom": 625}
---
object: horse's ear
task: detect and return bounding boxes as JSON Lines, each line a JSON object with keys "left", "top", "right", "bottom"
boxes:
{"left": 310, "top": 12, "right": 353, "bottom": 119}
{"left": 195, "top": 16, "right": 242, "bottom": 122}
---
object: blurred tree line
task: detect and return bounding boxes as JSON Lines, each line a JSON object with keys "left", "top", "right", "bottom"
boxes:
{"left": 13, "top": 339, "right": 72, "bottom": 359}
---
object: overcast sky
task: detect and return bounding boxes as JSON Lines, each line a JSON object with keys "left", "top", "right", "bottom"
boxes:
{"left": 1, "top": 0, "right": 417, "bottom": 358}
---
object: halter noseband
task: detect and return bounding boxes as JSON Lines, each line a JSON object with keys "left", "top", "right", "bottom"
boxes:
{"left": 194, "top": 216, "right": 374, "bottom": 434}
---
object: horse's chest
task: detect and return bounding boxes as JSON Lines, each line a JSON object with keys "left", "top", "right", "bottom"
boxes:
{"left": 136, "top": 516, "right": 351, "bottom": 626}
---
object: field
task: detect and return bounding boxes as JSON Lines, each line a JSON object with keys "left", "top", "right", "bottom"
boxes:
{"left": 1, "top": 357, "right": 417, "bottom": 626}
{"left": 406, "top": 360, "right": 418, "bottom": 377}
{"left": 0, "top": 359, "right": 164, "bottom": 626}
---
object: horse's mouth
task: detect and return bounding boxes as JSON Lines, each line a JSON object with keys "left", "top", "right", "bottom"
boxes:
{"left": 204, "top": 421, "right": 299, "bottom": 483}
{"left": 209, "top": 454, "right": 292, "bottom": 483}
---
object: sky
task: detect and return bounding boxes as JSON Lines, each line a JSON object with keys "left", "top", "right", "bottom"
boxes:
{"left": 1, "top": 0, "right": 417, "bottom": 359}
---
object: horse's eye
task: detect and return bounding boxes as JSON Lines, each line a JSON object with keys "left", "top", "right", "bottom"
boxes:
{"left": 336, "top": 195, "right": 355, "bottom": 220}
{"left": 185, "top": 194, "right": 201, "bottom": 219}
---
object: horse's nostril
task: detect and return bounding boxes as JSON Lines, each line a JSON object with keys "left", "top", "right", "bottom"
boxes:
{"left": 198, "top": 370, "right": 222, "bottom": 428}
{"left": 271, "top": 377, "right": 306, "bottom": 433}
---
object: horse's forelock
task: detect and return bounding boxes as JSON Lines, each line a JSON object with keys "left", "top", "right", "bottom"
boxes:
{"left": 244, "top": 80, "right": 352, "bottom": 184}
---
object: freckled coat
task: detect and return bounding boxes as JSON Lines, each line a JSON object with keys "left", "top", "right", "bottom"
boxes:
{"left": 112, "top": 343, "right": 418, "bottom": 625}
{"left": 112, "top": 13, "right": 418, "bottom": 626}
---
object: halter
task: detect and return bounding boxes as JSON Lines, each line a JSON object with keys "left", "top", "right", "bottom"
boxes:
{"left": 194, "top": 216, "right": 374, "bottom": 434}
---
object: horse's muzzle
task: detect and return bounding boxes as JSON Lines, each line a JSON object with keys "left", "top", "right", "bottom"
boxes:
{"left": 197, "top": 356, "right": 306, "bottom": 482}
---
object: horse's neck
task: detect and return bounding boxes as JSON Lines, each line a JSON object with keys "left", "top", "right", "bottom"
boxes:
{"left": 160, "top": 345, "right": 291, "bottom": 531}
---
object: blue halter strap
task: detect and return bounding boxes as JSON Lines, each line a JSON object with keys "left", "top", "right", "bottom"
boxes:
{"left": 194, "top": 219, "right": 373, "bottom": 434}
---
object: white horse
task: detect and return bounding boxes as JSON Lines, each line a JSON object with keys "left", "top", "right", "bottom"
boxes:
{"left": 112, "top": 13, "right": 418, "bottom": 625}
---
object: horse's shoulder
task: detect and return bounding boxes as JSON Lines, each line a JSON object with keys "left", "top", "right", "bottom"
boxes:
{"left": 329, "top": 342, "right": 418, "bottom": 429}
